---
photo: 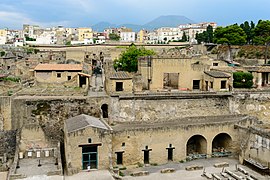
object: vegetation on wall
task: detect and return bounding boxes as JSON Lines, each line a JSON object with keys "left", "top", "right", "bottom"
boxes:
{"left": 233, "top": 72, "right": 253, "bottom": 88}
{"left": 0, "top": 51, "right": 5, "bottom": 57}
{"left": 113, "top": 44, "right": 155, "bottom": 72}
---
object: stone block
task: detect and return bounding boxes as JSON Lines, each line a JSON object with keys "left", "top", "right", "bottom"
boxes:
{"left": 185, "top": 164, "right": 203, "bottom": 171}
{"left": 214, "top": 162, "right": 229, "bottom": 168}
{"left": 131, "top": 171, "right": 149, "bottom": 176}
{"left": 160, "top": 168, "right": 175, "bottom": 173}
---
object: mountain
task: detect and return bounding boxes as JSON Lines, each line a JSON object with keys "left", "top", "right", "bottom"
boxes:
{"left": 92, "top": 22, "right": 116, "bottom": 32}
{"left": 92, "top": 15, "right": 195, "bottom": 32}
{"left": 118, "top": 24, "right": 142, "bottom": 32}
{"left": 143, "top": 15, "right": 195, "bottom": 30}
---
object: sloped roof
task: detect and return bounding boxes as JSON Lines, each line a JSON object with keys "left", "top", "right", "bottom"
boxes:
{"left": 109, "top": 71, "right": 132, "bottom": 80}
{"left": 204, "top": 71, "right": 231, "bottom": 78}
{"left": 34, "top": 64, "right": 83, "bottom": 71}
{"left": 66, "top": 114, "right": 109, "bottom": 133}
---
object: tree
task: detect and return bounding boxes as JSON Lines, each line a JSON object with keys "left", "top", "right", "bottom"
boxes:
{"left": 240, "top": 21, "right": 255, "bottom": 44}
{"left": 233, "top": 72, "right": 253, "bottom": 88}
{"left": 182, "top": 32, "right": 188, "bottom": 42}
{"left": 109, "top": 33, "right": 120, "bottom": 41}
{"left": 214, "top": 25, "right": 247, "bottom": 61}
{"left": 195, "top": 25, "right": 214, "bottom": 44}
{"left": 253, "top": 20, "right": 270, "bottom": 45}
{"left": 113, "top": 44, "right": 155, "bottom": 72}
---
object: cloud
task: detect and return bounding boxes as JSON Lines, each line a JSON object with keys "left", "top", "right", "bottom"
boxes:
{"left": 0, "top": 11, "right": 70, "bottom": 29}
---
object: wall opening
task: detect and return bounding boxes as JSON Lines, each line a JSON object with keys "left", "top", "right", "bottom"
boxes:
{"left": 212, "top": 133, "right": 232, "bottom": 153}
{"left": 186, "top": 135, "right": 207, "bottom": 156}
{"left": 163, "top": 73, "right": 179, "bottom": 89}
{"left": 193, "top": 80, "right": 200, "bottom": 90}
{"left": 221, "top": 80, "right": 227, "bottom": 89}
{"left": 116, "top": 82, "right": 123, "bottom": 91}
{"left": 144, "top": 151, "right": 149, "bottom": 164}
{"left": 115, "top": 152, "right": 123, "bottom": 165}
{"left": 166, "top": 144, "right": 175, "bottom": 161}
{"left": 82, "top": 146, "right": 98, "bottom": 169}
{"left": 101, "top": 104, "right": 108, "bottom": 118}
{"left": 79, "top": 76, "right": 87, "bottom": 87}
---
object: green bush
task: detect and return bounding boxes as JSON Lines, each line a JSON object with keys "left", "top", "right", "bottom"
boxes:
{"left": 233, "top": 72, "right": 253, "bottom": 88}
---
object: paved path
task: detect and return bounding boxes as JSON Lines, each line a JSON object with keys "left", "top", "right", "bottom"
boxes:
{"left": 20, "top": 170, "right": 113, "bottom": 180}
{"left": 65, "top": 170, "right": 114, "bottom": 180}
{"left": 122, "top": 157, "right": 268, "bottom": 180}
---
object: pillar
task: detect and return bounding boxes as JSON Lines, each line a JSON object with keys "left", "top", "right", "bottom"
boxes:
{"left": 257, "top": 72, "right": 262, "bottom": 88}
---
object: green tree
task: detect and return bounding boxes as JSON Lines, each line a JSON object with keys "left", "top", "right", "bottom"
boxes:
{"left": 0, "top": 51, "right": 5, "bottom": 57}
{"left": 253, "top": 20, "right": 270, "bottom": 45}
{"left": 195, "top": 25, "right": 213, "bottom": 44}
{"left": 240, "top": 21, "right": 255, "bottom": 44}
{"left": 233, "top": 72, "right": 253, "bottom": 88}
{"left": 113, "top": 44, "right": 155, "bottom": 72}
{"left": 214, "top": 24, "right": 247, "bottom": 61}
{"left": 109, "top": 33, "right": 120, "bottom": 41}
{"left": 181, "top": 32, "right": 187, "bottom": 42}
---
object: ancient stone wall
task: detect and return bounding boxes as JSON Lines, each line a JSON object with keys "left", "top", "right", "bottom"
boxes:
{"left": 0, "top": 96, "right": 11, "bottom": 130}
{"left": 110, "top": 95, "right": 231, "bottom": 123}
{"left": 11, "top": 96, "right": 110, "bottom": 143}
{"left": 230, "top": 92, "right": 270, "bottom": 123}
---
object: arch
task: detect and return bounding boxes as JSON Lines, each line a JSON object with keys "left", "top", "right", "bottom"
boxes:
{"left": 101, "top": 104, "right": 108, "bottom": 118}
{"left": 186, "top": 135, "right": 207, "bottom": 155}
{"left": 212, "top": 133, "right": 232, "bottom": 153}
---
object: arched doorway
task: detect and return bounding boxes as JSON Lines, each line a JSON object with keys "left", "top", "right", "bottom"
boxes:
{"left": 101, "top": 104, "right": 108, "bottom": 118}
{"left": 212, "top": 133, "right": 232, "bottom": 154}
{"left": 186, "top": 135, "right": 207, "bottom": 156}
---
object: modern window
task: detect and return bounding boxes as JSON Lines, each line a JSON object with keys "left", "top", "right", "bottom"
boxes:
{"left": 82, "top": 146, "right": 98, "bottom": 169}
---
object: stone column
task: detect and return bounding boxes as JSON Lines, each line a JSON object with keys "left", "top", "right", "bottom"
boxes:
{"left": 257, "top": 72, "right": 262, "bottom": 88}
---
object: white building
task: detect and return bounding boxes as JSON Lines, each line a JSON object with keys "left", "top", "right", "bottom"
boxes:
{"left": 156, "top": 27, "right": 183, "bottom": 43}
{"left": 179, "top": 22, "right": 217, "bottom": 44}
{"left": 120, "top": 32, "right": 135, "bottom": 42}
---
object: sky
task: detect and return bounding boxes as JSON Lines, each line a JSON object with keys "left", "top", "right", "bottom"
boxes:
{"left": 0, "top": 0, "right": 270, "bottom": 29}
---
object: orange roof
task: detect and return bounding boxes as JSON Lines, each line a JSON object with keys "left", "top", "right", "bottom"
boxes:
{"left": 34, "top": 64, "right": 83, "bottom": 71}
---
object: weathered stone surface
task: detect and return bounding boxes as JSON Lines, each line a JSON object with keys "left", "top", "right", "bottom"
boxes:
{"left": 160, "top": 168, "right": 175, "bottom": 173}
{"left": 185, "top": 164, "right": 203, "bottom": 171}
{"left": 214, "top": 162, "right": 229, "bottom": 168}
{"left": 131, "top": 171, "right": 149, "bottom": 176}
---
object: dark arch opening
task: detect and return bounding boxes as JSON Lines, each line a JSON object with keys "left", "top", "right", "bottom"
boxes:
{"left": 101, "top": 104, "right": 108, "bottom": 118}
{"left": 212, "top": 133, "right": 232, "bottom": 153}
{"left": 186, "top": 135, "right": 207, "bottom": 156}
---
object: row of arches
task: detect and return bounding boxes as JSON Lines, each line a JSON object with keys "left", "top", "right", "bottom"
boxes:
{"left": 186, "top": 133, "right": 232, "bottom": 155}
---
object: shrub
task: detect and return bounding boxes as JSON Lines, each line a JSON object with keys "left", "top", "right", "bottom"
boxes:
{"left": 233, "top": 72, "right": 253, "bottom": 88}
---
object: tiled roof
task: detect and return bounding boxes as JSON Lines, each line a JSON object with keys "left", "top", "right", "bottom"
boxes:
{"left": 204, "top": 71, "right": 231, "bottom": 78}
{"left": 110, "top": 71, "right": 132, "bottom": 80}
{"left": 66, "top": 114, "right": 109, "bottom": 133}
{"left": 34, "top": 64, "right": 83, "bottom": 71}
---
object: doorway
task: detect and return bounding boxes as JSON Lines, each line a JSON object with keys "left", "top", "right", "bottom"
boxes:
{"left": 144, "top": 151, "right": 149, "bottom": 164}
{"left": 82, "top": 146, "right": 98, "bottom": 169}
{"left": 116, "top": 152, "right": 123, "bottom": 165}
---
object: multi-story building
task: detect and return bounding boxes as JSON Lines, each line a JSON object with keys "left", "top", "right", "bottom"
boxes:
{"left": 179, "top": 22, "right": 217, "bottom": 44}
{"left": 137, "top": 29, "right": 149, "bottom": 43}
{"left": 0, "top": 29, "right": 8, "bottom": 44}
{"left": 120, "top": 30, "right": 136, "bottom": 42}
{"left": 156, "top": 27, "right": 183, "bottom": 43}
{"left": 78, "top": 28, "right": 93, "bottom": 43}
